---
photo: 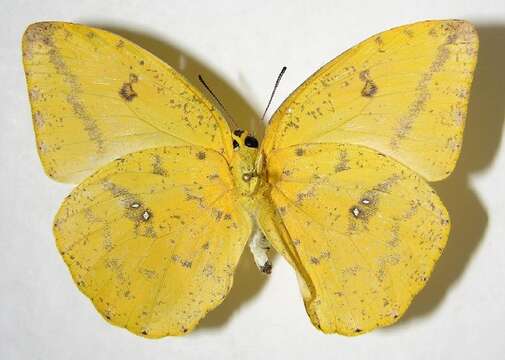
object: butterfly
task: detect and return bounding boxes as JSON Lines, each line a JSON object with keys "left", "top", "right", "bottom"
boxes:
{"left": 22, "top": 20, "right": 478, "bottom": 337}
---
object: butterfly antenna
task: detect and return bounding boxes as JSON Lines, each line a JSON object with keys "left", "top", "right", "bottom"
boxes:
{"left": 261, "top": 66, "right": 287, "bottom": 122}
{"left": 198, "top": 75, "right": 238, "bottom": 128}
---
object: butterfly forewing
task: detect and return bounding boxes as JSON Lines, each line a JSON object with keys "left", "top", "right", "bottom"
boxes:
{"left": 23, "top": 22, "right": 233, "bottom": 183}
{"left": 262, "top": 20, "right": 478, "bottom": 181}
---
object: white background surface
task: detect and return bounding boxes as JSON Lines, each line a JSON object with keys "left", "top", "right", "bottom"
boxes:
{"left": 1, "top": 1, "right": 505, "bottom": 359}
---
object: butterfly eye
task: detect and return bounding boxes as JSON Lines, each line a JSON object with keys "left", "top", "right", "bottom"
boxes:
{"left": 233, "top": 129, "right": 244, "bottom": 137}
{"left": 244, "top": 136, "right": 259, "bottom": 148}
{"left": 232, "top": 139, "right": 240, "bottom": 149}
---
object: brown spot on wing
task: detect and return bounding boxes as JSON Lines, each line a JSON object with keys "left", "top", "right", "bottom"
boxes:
{"left": 119, "top": 82, "right": 137, "bottom": 101}
{"left": 33, "top": 111, "right": 45, "bottom": 128}
{"left": 334, "top": 150, "right": 350, "bottom": 172}
{"left": 119, "top": 73, "right": 139, "bottom": 101}
{"left": 375, "top": 36, "right": 386, "bottom": 52}
{"left": 403, "top": 29, "right": 414, "bottom": 38}
{"left": 29, "top": 89, "right": 41, "bottom": 101}
{"left": 152, "top": 154, "right": 167, "bottom": 176}
{"left": 359, "top": 70, "right": 378, "bottom": 97}
{"left": 361, "top": 80, "right": 378, "bottom": 97}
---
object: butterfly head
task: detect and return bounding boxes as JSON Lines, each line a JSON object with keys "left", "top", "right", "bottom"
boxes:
{"left": 231, "top": 129, "right": 259, "bottom": 151}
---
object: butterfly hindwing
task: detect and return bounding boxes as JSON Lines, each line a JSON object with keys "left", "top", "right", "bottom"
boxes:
{"left": 54, "top": 146, "right": 252, "bottom": 337}
{"left": 261, "top": 20, "right": 478, "bottom": 181}
{"left": 23, "top": 22, "right": 233, "bottom": 183}
{"left": 262, "top": 143, "right": 449, "bottom": 335}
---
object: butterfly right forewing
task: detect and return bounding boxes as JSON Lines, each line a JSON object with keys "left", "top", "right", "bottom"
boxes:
{"left": 261, "top": 20, "right": 478, "bottom": 181}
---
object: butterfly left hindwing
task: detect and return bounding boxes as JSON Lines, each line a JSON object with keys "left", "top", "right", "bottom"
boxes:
{"left": 54, "top": 146, "right": 252, "bottom": 337}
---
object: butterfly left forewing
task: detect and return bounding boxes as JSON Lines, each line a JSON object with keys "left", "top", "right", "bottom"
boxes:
{"left": 260, "top": 143, "right": 449, "bottom": 335}
{"left": 54, "top": 146, "right": 252, "bottom": 337}
{"left": 23, "top": 22, "right": 233, "bottom": 183}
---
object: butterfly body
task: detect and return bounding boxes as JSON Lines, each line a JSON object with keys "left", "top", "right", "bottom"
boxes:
{"left": 23, "top": 20, "right": 478, "bottom": 337}
{"left": 229, "top": 130, "right": 261, "bottom": 199}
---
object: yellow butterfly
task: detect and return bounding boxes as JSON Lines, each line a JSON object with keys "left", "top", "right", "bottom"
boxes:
{"left": 22, "top": 20, "right": 478, "bottom": 337}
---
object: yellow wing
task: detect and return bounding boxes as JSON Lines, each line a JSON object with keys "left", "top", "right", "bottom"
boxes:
{"left": 23, "top": 22, "right": 232, "bottom": 183}
{"left": 258, "top": 143, "right": 449, "bottom": 335}
{"left": 261, "top": 20, "right": 478, "bottom": 181}
{"left": 54, "top": 146, "right": 252, "bottom": 337}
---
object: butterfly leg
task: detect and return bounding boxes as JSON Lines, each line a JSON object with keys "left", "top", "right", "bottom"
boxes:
{"left": 249, "top": 227, "right": 272, "bottom": 274}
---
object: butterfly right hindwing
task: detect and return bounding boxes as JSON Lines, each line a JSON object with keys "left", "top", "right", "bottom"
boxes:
{"left": 259, "top": 143, "right": 449, "bottom": 335}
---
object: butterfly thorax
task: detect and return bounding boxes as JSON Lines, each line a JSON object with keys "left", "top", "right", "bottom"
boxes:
{"left": 229, "top": 130, "right": 260, "bottom": 202}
